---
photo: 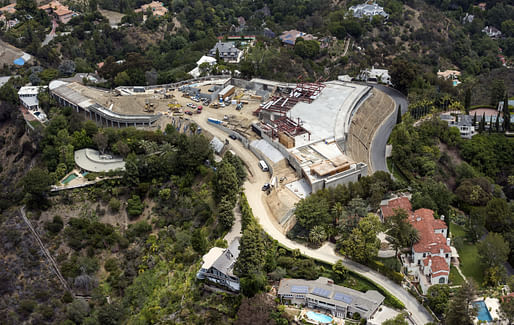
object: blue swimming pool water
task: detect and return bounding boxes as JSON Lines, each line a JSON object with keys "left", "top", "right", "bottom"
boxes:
{"left": 474, "top": 301, "right": 492, "bottom": 322}
{"left": 81, "top": 171, "right": 89, "bottom": 176}
{"left": 61, "top": 173, "right": 78, "bottom": 184}
{"left": 306, "top": 311, "right": 333, "bottom": 324}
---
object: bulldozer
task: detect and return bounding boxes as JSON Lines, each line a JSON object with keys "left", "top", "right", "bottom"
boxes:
{"left": 144, "top": 99, "right": 155, "bottom": 112}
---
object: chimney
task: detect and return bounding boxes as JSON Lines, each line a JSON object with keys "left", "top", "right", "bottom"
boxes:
{"left": 416, "top": 216, "right": 421, "bottom": 222}
{"left": 440, "top": 215, "right": 445, "bottom": 221}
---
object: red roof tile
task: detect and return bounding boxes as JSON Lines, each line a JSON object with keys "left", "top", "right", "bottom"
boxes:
{"left": 423, "top": 256, "right": 449, "bottom": 273}
{"left": 410, "top": 209, "right": 450, "bottom": 254}
{"left": 380, "top": 197, "right": 412, "bottom": 219}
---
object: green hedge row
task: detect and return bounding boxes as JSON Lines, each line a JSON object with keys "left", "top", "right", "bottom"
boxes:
{"left": 368, "top": 260, "right": 404, "bottom": 284}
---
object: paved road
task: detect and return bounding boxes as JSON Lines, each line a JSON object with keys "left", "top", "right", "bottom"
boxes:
{"left": 42, "top": 19, "right": 58, "bottom": 46}
{"left": 369, "top": 85, "right": 408, "bottom": 173}
{"left": 191, "top": 114, "right": 433, "bottom": 325}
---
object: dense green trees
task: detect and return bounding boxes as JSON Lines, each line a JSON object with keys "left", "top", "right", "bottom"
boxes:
{"left": 20, "top": 168, "right": 53, "bottom": 209}
{"left": 445, "top": 281, "right": 477, "bottom": 325}
{"left": 385, "top": 209, "right": 419, "bottom": 255}
{"left": 294, "top": 38, "right": 320, "bottom": 59}
{"left": 477, "top": 232, "right": 510, "bottom": 285}
{"left": 339, "top": 214, "right": 381, "bottom": 263}
{"left": 426, "top": 284, "right": 450, "bottom": 317}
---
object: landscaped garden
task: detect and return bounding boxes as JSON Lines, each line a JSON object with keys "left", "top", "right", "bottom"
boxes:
{"left": 450, "top": 223, "right": 485, "bottom": 286}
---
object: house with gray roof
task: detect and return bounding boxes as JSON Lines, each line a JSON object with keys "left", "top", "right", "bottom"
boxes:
{"left": 278, "top": 277, "right": 384, "bottom": 320}
{"left": 196, "top": 237, "right": 240, "bottom": 291}
{"left": 208, "top": 41, "right": 243, "bottom": 63}
{"left": 440, "top": 114, "right": 477, "bottom": 139}
{"left": 349, "top": 2, "right": 389, "bottom": 20}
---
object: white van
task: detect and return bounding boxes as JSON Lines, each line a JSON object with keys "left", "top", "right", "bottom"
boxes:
{"left": 258, "top": 160, "right": 269, "bottom": 172}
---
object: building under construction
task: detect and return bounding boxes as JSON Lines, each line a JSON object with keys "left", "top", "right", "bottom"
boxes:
{"left": 251, "top": 79, "right": 372, "bottom": 193}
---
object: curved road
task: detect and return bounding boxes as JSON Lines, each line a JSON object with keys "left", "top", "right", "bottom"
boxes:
{"left": 370, "top": 85, "right": 408, "bottom": 173}
{"left": 191, "top": 111, "right": 432, "bottom": 325}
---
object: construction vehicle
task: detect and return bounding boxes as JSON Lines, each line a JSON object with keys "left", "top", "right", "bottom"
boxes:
{"left": 144, "top": 99, "right": 155, "bottom": 112}
{"left": 168, "top": 103, "right": 181, "bottom": 111}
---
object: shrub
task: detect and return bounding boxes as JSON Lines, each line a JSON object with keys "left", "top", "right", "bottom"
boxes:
{"left": 104, "top": 258, "right": 118, "bottom": 273}
{"left": 109, "top": 198, "right": 121, "bottom": 212}
{"left": 18, "top": 299, "right": 36, "bottom": 317}
{"left": 45, "top": 215, "right": 64, "bottom": 235}
{"left": 127, "top": 195, "right": 143, "bottom": 218}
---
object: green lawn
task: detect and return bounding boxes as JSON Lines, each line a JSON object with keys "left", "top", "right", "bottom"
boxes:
{"left": 450, "top": 223, "right": 485, "bottom": 286}
{"left": 450, "top": 222, "right": 466, "bottom": 238}
{"left": 449, "top": 265, "right": 464, "bottom": 285}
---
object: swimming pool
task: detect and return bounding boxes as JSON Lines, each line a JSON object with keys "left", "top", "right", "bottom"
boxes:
{"left": 61, "top": 173, "right": 78, "bottom": 185}
{"left": 474, "top": 301, "right": 492, "bottom": 322}
{"left": 306, "top": 311, "right": 333, "bottom": 324}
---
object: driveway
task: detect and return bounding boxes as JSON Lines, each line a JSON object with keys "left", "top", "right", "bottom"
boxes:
{"left": 191, "top": 114, "right": 432, "bottom": 325}
{"left": 369, "top": 85, "right": 408, "bottom": 173}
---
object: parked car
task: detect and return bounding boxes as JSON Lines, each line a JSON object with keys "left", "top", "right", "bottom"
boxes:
{"left": 197, "top": 105, "right": 203, "bottom": 110}
{"left": 196, "top": 109, "right": 202, "bottom": 114}
{"left": 185, "top": 110, "right": 193, "bottom": 115}
{"left": 261, "top": 183, "right": 270, "bottom": 191}
{"left": 229, "top": 134, "right": 237, "bottom": 140}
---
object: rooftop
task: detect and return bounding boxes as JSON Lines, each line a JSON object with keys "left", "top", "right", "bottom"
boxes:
{"left": 279, "top": 30, "right": 315, "bottom": 45}
{"left": 74, "top": 148, "right": 126, "bottom": 172}
{"left": 286, "top": 81, "right": 370, "bottom": 143}
{"left": 0, "top": 3, "right": 16, "bottom": 14}
{"left": 410, "top": 208, "right": 450, "bottom": 254}
{"left": 423, "top": 255, "right": 449, "bottom": 274}
{"left": 18, "top": 86, "right": 43, "bottom": 96}
{"left": 200, "top": 238, "right": 240, "bottom": 277}
{"left": 278, "top": 277, "right": 384, "bottom": 319}
{"left": 380, "top": 197, "right": 412, "bottom": 219}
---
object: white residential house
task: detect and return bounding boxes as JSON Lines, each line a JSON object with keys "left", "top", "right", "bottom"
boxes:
{"left": 359, "top": 67, "right": 391, "bottom": 85}
{"left": 349, "top": 2, "right": 389, "bottom": 20}
{"left": 381, "top": 197, "right": 451, "bottom": 294}
{"left": 482, "top": 26, "right": 502, "bottom": 38}
{"left": 18, "top": 86, "right": 46, "bottom": 110}
{"left": 196, "top": 238, "right": 240, "bottom": 291}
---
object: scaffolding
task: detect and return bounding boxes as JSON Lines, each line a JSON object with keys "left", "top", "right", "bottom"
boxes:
{"left": 253, "top": 78, "right": 325, "bottom": 116}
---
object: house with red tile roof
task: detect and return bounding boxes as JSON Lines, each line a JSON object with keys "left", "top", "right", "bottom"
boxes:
{"left": 39, "top": 1, "right": 79, "bottom": 24}
{"left": 0, "top": 3, "right": 16, "bottom": 15}
{"left": 379, "top": 196, "right": 411, "bottom": 221}
{"left": 135, "top": 1, "right": 168, "bottom": 17}
{"left": 380, "top": 196, "right": 451, "bottom": 294}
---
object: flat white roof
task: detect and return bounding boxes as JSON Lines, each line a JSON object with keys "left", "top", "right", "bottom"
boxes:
{"left": 18, "top": 86, "right": 43, "bottom": 96}
{"left": 74, "top": 148, "right": 126, "bottom": 172}
{"left": 287, "top": 81, "right": 369, "bottom": 143}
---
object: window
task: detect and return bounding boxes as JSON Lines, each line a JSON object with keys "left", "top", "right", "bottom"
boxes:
{"left": 423, "top": 253, "right": 426, "bottom": 258}
{"left": 439, "top": 278, "right": 445, "bottom": 284}
{"left": 445, "top": 254, "right": 449, "bottom": 258}
{"left": 417, "top": 260, "right": 420, "bottom": 265}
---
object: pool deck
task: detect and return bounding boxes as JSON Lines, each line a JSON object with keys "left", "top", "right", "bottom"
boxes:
{"left": 298, "top": 309, "right": 344, "bottom": 325}
{"left": 473, "top": 297, "right": 501, "bottom": 324}
{"left": 484, "top": 297, "right": 500, "bottom": 321}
